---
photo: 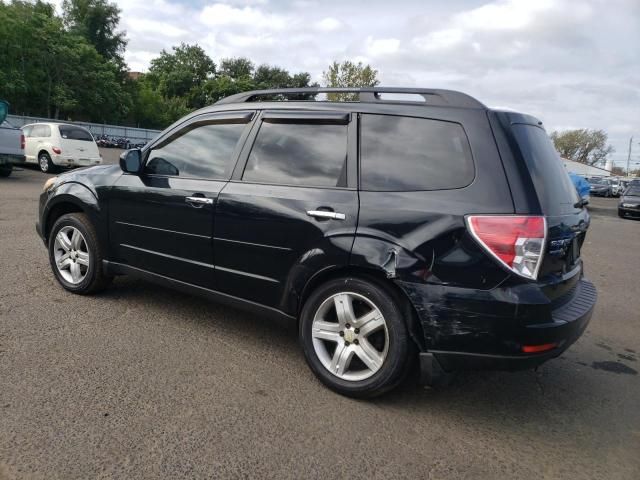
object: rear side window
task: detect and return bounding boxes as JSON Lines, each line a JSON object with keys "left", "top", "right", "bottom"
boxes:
{"left": 32, "top": 125, "right": 51, "bottom": 137}
{"left": 59, "top": 125, "right": 93, "bottom": 141}
{"left": 243, "top": 122, "right": 348, "bottom": 187}
{"left": 360, "top": 115, "right": 474, "bottom": 191}
{"left": 145, "top": 122, "right": 247, "bottom": 179}
{"left": 511, "top": 125, "right": 580, "bottom": 215}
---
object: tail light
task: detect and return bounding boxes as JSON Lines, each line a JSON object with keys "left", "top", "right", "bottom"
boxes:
{"left": 20, "top": 134, "right": 25, "bottom": 150}
{"left": 52, "top": 147, "right": 62, "bottom": 154}
{"left": 466, "top": 215, "right": 546, "bottom": 280}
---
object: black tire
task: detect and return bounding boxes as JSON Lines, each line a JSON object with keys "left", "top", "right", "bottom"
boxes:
{"left": 0, "top": 165, "right": 11, "bottom": 177}
{"left": 618, "top": 209, "right": 625, "bottom": 218}
{"left": 299, "top": 277, "right": 410, "bottom": 398}
{"left": 39, "top": 151, "right": 56, "bottom": 173}
{"left": 48, "top": 213, "right": 111, "bottom": 294}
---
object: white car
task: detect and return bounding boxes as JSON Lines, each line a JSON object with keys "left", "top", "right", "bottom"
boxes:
{"left": 609, "top": 178, "right": 624, "bottom": 197}
{"left": 22, "top": 122, "right": 102, "bottom": 173}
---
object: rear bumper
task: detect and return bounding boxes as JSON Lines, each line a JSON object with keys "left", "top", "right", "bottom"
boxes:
{"left": 400, "top": 276, "right": 596, "bottom": 376}
{"left": 52, "top": 155, "right": 102, "bottom": 167}
{"left": 0, "top": 153, "right": 25, "bottom": 165}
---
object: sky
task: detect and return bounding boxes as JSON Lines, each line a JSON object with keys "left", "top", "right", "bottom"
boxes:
{"left": 55, "top": 0, "right": 640, "bottom": 169}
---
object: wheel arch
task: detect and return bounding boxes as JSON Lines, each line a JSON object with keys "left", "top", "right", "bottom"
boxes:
{"left": 43, "top": 184, "right": 101, "bottom": 244}
{"left": 298, "top": 265, "right": 427, "bottom": 351}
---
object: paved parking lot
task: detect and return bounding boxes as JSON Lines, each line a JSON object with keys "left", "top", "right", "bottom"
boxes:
{"left": 1, "top": 161, "right": 639, "bottom": 479}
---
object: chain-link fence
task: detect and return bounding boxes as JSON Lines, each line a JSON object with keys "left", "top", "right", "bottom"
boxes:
{"left": 7, "top": 115, "right": 161, "bottom": 145}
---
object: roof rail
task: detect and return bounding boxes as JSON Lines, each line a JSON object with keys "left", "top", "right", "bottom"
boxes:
{"left": 215, "top": 87, "right": 485, "bottom": 109}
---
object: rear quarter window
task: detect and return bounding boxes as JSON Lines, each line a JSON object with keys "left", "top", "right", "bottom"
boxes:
{"left": 511, "top": 124, "right": 580, "bottom": 215}
{"left": 59, "top": 125, "right": 94, "bottom": 141}
{"left": 360, "top": 114, "right": 474, "bottom": 191}
{"left": 32, "top": 125, "right": 51, "bottom": 137}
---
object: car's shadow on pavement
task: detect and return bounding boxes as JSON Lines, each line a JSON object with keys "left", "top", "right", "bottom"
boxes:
{"left": 95, "top": 275, "right": 628, "bottom": 426}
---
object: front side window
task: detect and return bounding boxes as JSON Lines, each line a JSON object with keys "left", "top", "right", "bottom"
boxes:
{"left": 59, "top": 125, "right": 93, "bottom": 141}
{"left": 242, "top": 122, "right": 348, "bottom": 187}
{"left": 144, "top": 122, "right": 247, "bottom": 179}
{"left": 360, "top": 114, "right": 474, "bottom": 191}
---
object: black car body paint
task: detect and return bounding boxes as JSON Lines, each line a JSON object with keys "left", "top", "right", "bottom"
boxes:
{"left": 37, "top": 88, "right": 597, "bottom": 381}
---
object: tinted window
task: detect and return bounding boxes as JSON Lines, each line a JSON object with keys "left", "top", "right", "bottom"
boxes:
{"left": 243, "top": 122, "right": 348, "bottom": 187}
{"left": 145, "top": 122, "right": 246, "bottom": 179}
{"left": 59, "top": 125, "right": 93, "bottom": 141}
{"left": 360, "top": 115, "right": 474, "bottom": 191}
{"left": 512, "top": 125, "right": 580, "bottom": 215}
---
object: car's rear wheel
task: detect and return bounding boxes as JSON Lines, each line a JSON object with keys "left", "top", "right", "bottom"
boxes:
{"left": 299, "top": 277, "right": 410, "bottom": 398}
{"left": 39, "top": 152, "right": 56, "bottom": 173}
{"left": 48, "top": 213, "right": 111, "bottom": 294}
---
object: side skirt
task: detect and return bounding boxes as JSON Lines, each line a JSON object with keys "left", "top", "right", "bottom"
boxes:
{"left": 103, "top": 260, "right": 296, "bottom": 323}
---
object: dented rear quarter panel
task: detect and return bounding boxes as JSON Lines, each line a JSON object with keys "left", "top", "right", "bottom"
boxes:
{"left": 350, "top": 108, "right": 522, "bottom": 352}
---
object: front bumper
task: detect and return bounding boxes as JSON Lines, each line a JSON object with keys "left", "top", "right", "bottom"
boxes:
{"left": 619, "top": 206, "right": 640, "bottom": 218}
{"left": 400, "top": 276, "right": 596, "bottom": 376}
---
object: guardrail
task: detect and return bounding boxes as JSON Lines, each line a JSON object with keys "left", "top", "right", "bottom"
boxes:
{"left": 6, "top": 115, "right": 161, "bottom": 144}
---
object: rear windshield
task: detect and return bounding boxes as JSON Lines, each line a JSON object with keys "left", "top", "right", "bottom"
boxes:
{"left": 59, "top": 125, "right": 94, "bottom": 141}
{"left": 512, "top": 124, "right": 580, "bottom": 215}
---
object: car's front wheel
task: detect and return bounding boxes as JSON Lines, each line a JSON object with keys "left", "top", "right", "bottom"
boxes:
{"left": 299, "top": 277, "right": 410, "bottom": 398}
{"left": 48, "top": 213, "right": 111, "bottom": 294}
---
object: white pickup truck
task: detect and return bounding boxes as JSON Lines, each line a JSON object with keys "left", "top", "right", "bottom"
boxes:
{"left": 0, "top": 100, "right": 25, "bottom": 177}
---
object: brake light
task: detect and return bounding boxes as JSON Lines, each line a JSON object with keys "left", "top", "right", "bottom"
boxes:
{"left": 20, "top": 134, "right": 25, "bottom": 150}
{"left": 467, "top": 215, "right": 546, "bottom": 280}
{"left": 52, "top": 147, "right": 62, "bottom": 154}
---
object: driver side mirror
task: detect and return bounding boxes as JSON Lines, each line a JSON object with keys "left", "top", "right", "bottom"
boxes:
{"left": 0, "top": 100, "right": 8, "bottom": 124}
{"left": 120, "top": 149, "right": 142, "bottom": 174}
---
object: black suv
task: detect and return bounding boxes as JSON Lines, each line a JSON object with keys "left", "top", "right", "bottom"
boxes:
{"left": 36, "top": 87, "right": 596, "bottom": 397}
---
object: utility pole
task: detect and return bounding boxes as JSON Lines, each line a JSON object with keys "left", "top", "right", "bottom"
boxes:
{"left": 627, "top": 136, "right": 633, "bottom": 176}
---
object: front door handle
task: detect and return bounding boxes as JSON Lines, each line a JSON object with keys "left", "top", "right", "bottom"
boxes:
{"left": 186, "top": 196, "right": 214, "bottom": 207}
{"left": 306, "top": 210, "right": 346, "bottom": 220}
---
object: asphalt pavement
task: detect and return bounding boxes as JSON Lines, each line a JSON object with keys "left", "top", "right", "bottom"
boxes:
{"left": 1, "top": 159, "right": 639, "bottom": 479}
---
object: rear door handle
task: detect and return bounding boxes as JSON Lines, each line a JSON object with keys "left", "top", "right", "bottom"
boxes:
{"left": 306, "top": 210, "right": 346, "bottom": 220}
{"left": 186, "top": 196, "right": 214, "bottom": 207}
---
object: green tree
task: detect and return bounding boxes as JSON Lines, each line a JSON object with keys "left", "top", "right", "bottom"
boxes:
{"left": 61, "top": 0, "right": 126, "bottom": 63}
{"left": 146, "top": 44, "right": 216, "bottom": 109}
{"left": 0, "top": 0, "right": 129, "bottom": 122}
{"left": 550, "top": 129, "right": 615, "bottom": 166}
{"left": 322, "top": 60, "right": 379, "bottom": 100}
{"left": 219, "top": 57, "right": 254, "bottom": 79}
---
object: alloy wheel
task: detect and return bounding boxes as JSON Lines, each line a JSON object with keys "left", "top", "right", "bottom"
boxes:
{"left": 53, "top": 226, "right": 90, "bottom": 284}
{"left": 39, "top": 155, "right": 49, "bottom": 172}
{"left": 311, "top": 292, "right": 389, "bottom": 381}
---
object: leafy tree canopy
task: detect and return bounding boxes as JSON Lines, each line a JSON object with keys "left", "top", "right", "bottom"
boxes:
{"left": 322, "top": 60, "right": 379, "bottom": 100}
{"left": 62, "top": 0, "right": 126, "bottom": 63}
{"left": 550, "top": 129, "right": 614, "bottom": 166}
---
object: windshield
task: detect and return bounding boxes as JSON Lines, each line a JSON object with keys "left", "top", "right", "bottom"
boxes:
{"left": 589, "top": 178, "right": 605, "bottom": 184}
{"left": 624, "top": 187, "right": 640, "bottom": 196}
{"left": 59, "top": 125, "right": 94, "bottom": 141}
